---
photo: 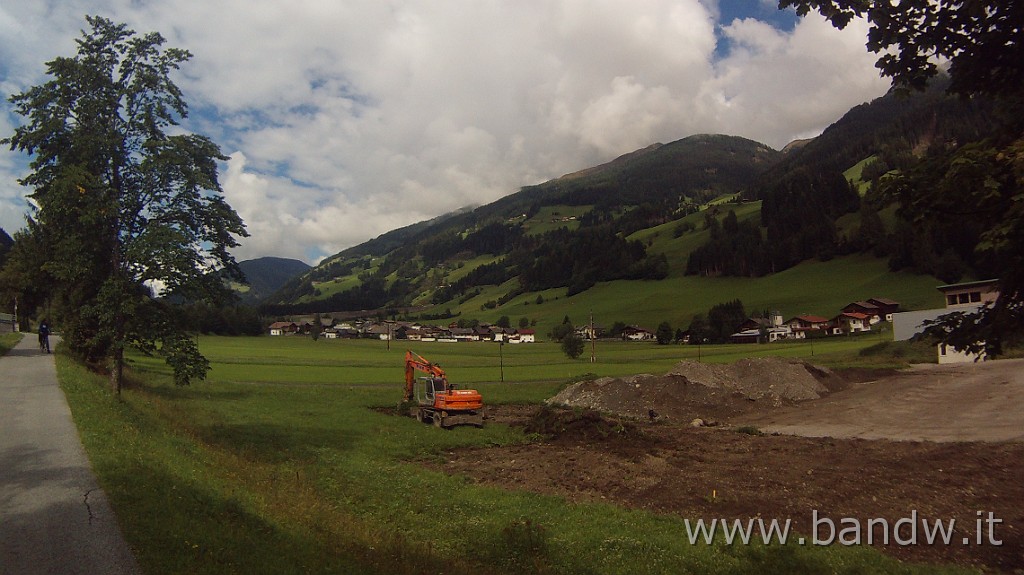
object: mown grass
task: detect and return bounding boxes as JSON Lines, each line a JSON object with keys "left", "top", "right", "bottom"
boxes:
{"left": 54, "top": 335, "right": 977, "bottom": 575}
{"left": 0, "top": 331, "right": 23, "bottom": 355}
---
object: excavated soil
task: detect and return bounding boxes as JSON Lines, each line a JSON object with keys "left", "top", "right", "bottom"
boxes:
{"left": 546, "top": 357, "right": 842, "bottom": 423}
{"left": 428, "top": 360, "right": 1024, "bottom": 573}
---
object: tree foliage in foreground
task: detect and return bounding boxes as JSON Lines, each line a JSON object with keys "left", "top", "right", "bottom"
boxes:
{"left": 779, "top": 0, "right": 1024, "bottom": 97}
{"left": 781, "top": 0, "right": 1023, "bottom": 356}
{"left": 2, "top": 16, "right": 247, "bottom": 391}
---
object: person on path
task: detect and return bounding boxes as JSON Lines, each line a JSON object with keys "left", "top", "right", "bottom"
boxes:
{"left": 38, "top": 319, "right": 50, "bottom": 353}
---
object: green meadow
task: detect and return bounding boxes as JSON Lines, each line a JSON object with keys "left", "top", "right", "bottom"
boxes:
{"left": 53, "top": 334, "right": 970, "bottom": 575}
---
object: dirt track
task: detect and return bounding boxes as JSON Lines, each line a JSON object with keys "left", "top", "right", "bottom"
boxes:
{"left": 432, "top": 359, "right": 1024, "bottom": 572}
{"left": 742, "top": 358, "right": 1024, "bottom": 442}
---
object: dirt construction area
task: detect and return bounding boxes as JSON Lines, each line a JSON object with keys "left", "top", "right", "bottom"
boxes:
{"left": 432, "top": 358, "right": 1024, "bottom": 572}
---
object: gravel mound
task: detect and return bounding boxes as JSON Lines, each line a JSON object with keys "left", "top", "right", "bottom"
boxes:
{"left": 548, "top": 357, "right": 833, "bottom": 421}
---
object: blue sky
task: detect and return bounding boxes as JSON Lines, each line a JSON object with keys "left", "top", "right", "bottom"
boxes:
{"left": 715, "top": 0, "right": 799, "bottom": 56}
{"left": 0, "top": 1, "right": 887, "bottom": 264}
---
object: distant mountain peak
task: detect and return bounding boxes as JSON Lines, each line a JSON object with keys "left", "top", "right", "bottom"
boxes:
{"left": 557, "top": 143, "right": 664, "bottom": 181}
{"left": 780, "top": 138, "right": 814, "bottom": 154}
{"left": 233, "top": 257, "right": 311, "bottom": 304}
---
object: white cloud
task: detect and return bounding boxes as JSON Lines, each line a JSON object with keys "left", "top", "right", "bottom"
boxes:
{"left": 703, "top": 14, "right": 889, "bottom": 144}
{"left": 0, "top": 0, "right": 890, "bottom": 263}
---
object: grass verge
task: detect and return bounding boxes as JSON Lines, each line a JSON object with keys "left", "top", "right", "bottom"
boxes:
{"left": 0, "top": 331, "right": 23, "bottom": 355}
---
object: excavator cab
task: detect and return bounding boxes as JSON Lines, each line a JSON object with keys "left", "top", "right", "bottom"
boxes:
{"left": 423, "top": 376, "right": 447, "bottom": 401}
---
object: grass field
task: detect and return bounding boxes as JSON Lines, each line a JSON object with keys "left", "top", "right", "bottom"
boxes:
{"left": 126, "top": 334, "right": 899, "bottom": 386}
{"left": 56, "top": 334, "right": 969, "bottom": 575}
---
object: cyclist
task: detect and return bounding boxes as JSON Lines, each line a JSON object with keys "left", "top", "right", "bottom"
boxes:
{"left": 38, "top": 320, "right": 50, "bottom": 354}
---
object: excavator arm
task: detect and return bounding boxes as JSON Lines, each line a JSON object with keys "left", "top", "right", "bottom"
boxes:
{"left": 404, "top": 350, "right": 447, "bottom": 401}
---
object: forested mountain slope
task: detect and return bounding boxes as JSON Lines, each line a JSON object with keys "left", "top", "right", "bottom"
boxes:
{"left": 262, "top": 83, "right": 994, "bottom": 325}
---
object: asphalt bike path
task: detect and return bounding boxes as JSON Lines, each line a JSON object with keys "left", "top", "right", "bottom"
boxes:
{"left": 1, "top": 335, "right": 141, "bottom": 575}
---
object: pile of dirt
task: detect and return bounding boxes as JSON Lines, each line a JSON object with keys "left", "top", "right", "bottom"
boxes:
{"left": 520, "top": 406, "right": 650, "bottom": 444}
{"left": 547, "top": 357, "right": 834, "bottom": 422}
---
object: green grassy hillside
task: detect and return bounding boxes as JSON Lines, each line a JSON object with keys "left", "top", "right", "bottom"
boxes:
{"left": 427, "top": 254, "right": 944, "bottom": 338}
{"left": 404, "top": 201, "right": 944, "bottom": 337}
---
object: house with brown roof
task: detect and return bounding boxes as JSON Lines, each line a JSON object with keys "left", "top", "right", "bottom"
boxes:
{"left": 866, "top": 298, "right": 901, "bottom": 321}
{"left": 841, "top": 301, "right": 883, "bottom": 324}
{"left": 832, "top": 312, "right": 872, "bottom": 334}
{"left": 735, "top": 317, "right": 773, "bottom": 332}
{"left": 785, "top": 315, "right": 831, "bottom": 334}
{"left": 268, "top": 321, "right": 298, "bottom": 336}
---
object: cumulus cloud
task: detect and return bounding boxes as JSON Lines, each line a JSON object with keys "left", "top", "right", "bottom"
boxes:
{"left": 0, "top": 0, "right": 890, "bottom": 263}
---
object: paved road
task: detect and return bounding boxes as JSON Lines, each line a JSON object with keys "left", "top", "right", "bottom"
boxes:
{"left": 1, "top": 335, "right": 141, "bottom": 575}
{"left": 745, "top": 357, "right": 1024, "bottom": 442}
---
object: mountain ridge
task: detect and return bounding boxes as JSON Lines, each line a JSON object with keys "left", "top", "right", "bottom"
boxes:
{"left": 234, "top": 257, "right": 311, "bottom": 304}
{"left": 259, "top": 82, "right": 998, "bottom": 332}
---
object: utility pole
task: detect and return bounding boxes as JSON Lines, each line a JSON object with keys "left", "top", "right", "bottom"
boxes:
{"left": 590, "top": 310, "right": 596, "bottom": 363}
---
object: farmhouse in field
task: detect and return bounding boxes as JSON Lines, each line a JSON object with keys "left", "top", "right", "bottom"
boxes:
{"left": 831, "top": 312, "right": 872, "bottom": 334}
{"left": 508, "top": 329, "right": 535, "bottom": 343}
{"left": 841, "top": 301, "right": 884, "bottom": 324}
{"left": 730, "top": 311, "right": 801, "bottom": 343}
{"left": 621, "top": 326, "right": 654, "bottom": 341}
{"left": 729, "top": 325, "right": 798, "bottom": 343}
{"left": 269, "top": 321, "right": 298, "bottom": 336}
{"left": 785, "top": 314, "right": 831, "bottom": 335}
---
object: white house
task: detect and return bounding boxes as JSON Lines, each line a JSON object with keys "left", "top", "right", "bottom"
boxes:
{"left": 891, "top": 279, "right": 999, "bottom": 364}
{"left": 622, "top": 326, "right": 653, "bottom": 341}
{"left": 508, "top": 329, "right": 535, "bottom": 343}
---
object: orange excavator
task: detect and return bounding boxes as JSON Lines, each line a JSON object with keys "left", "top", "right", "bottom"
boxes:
{"left": 404, "top": 350, "right": 484, "bottom": 428}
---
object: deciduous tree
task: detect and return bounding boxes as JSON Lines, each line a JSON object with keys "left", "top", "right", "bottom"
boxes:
{"left": 3, "top": 16, "right": 247, "bottom": 392}
{"left": 561, "top": 332, "right": 586, "bottom": 360}
{"left": 655, "top": 321, "right": 674, "bottom": 345}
